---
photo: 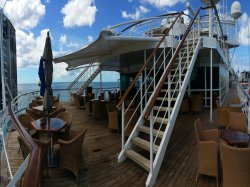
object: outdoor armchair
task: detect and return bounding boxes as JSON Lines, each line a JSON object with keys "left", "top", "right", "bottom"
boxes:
{"left": 106, "top": 103, "right": 119, "bottom": 132}
{"left": 194, "top": 118, "right": 219, "bottom": 186}
{"left": 228, "top": 112, "right": 247, "bottom": 132}
{"left": 57, "top": 128, "right": 87, "bottom": 184}
{"left": 220, "top": 142, "right": 250, "bottom": 187}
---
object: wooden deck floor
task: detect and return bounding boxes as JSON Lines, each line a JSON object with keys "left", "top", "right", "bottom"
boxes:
{"left": 3, "top": 87, "right": 238, "bottom": 187}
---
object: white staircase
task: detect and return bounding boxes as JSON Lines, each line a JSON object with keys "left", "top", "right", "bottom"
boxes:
{"left": 67, "top": 63, "right": 101, "bottom": 95}
{"left": 120, "top": 38, "right": 201, "bottom": 184}
{"left": 117, "top": 12, "right": 202, "bottom": 186}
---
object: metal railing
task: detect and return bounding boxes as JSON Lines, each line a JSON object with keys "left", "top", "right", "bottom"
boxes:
{"left": 107, "top": 13, "right": 183, "bottom": 38}
{"left": 237, "top": 82, "right": 250, "bottom": 132}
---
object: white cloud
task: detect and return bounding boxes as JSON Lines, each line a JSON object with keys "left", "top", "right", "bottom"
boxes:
{"left": 60, "top": 34, "right": 67, "bottom": 45}
{"left": 87, "top": 35, "right": 94, "bottom": 43}
{"left": 122, "top": 5, "right": 150, "bottom": 19}
{"left": 61, "top": 0, "right": 97, "bottom": 28}
{"left": 53, "top": 62, "right": 69, "bottom": 79}
{"left": 239, "top": 13, "right": 250, "bottom": 46}
{"left": 140, "top": 0, "right": 186, "bottom": 8}
{"left": 16, "top": 29, "right": 49, "bottom": 68}
{"left": 16, "top": 29, "right": 70, "bottom": 79}
{"left": 4, "top": 0, "right": 45, "bottom": 30}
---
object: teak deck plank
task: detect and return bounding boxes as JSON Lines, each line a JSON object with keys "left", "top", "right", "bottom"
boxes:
{"left": 3, "top": 85, "right": 238, "bottom": 187}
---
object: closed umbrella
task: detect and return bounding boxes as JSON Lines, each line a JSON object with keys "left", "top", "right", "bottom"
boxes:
{"left": 42, "top": 31, "right": 53, "bottom": 114}
{"left": 38, "top": 57, "right": 45, "bottom": 97}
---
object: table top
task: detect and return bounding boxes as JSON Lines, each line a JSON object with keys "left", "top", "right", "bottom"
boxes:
{"left": 221, "top": 128, "right": 249, "bottom": 148}
{"left": 31, "top": 118, "right": 67, "bottom": 132}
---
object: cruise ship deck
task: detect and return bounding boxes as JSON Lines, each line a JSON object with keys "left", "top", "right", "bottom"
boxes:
{"left": 2, "top": 86, "right": 237, "bottom": 187}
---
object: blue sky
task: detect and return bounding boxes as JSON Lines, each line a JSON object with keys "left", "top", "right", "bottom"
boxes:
{"left": 0, "top": 0, "right": 250, "bottom": 84}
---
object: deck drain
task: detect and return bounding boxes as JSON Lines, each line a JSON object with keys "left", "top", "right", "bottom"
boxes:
{"left": 92, "top": 148, "right": 101, "bottom": 152}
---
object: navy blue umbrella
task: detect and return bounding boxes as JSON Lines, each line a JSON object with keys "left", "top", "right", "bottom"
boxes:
{"left": 42, "top": 32, "right": 54, "bottom": 113}
{"left": 38, "top": 57, "right": 45, "bottom": 97}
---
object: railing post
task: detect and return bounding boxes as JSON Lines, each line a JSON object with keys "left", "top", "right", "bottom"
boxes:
{"left": 149, "top": 110, "right": 153, "bottom": 174}
{"left": 153, "top": 54, "right": 156, "bottom": 89}
{"left": 121, "top": 101, "right": 125, "bottom": 149}
{"left": 140, "top": 76, "right": 143, "bottom": 114}
{"left": 144, "top": 50, "right": 147, "bottom": 106}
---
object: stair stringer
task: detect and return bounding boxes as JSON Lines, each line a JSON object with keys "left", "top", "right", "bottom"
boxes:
{"left": 77, "top": 66, "right": 102, "bottom": 95}
{"left": 146, "top": 38, "right": 202, "bottom": 187}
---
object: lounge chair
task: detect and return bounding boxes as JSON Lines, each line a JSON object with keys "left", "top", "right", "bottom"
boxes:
{"left": 194, "top": 118, "right": 219, "bottom": 186}
{"left": 55, "top": 111, "right": 73, "bottom": 140}
{"left": 57, "top": 129, "right": 87, "bottom": 184}
{"left": 228, "top": 112, "right": 247, "bottom": 132}
{"left": 106, "top": 103, "right": 119, "bottom": 132}
{"left": 220, "top": 142, "right": 250, "bottom": 187}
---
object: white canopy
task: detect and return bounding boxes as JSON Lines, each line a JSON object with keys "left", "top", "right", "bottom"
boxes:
{"left": 53, "top": 30, "right": 160, "bottom": 71}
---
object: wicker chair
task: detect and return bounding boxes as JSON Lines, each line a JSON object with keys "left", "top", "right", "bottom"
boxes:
{"left": 92, "top": 100, "right": 101, "bottom": 119}
{"left": 106, "top": 103, "right": 119, "bottom": 132}
{"left": 228, "top": 106, "right": 242, "bottom": 113}
{"left": 57, "top": 129, "right": 87, "bottom": 184}
{"left": 217, "top": 106, "right": 229, "bottom": 128}
{"left": 86, "top": 101, "right": 92, "bottom": 116}
{"left": 55, "top": 111, "right": 73, "bottom": 140}
{"left": 191, "top": 94, "right": 203, "bottom": 114}
{"left": 48, "top": 102, "right": 65, "bottom": 118}
{"left": 18, "top": 114, "right": 38, "bottom": 138}
{"left": 228, "top": 112, "right": 247, "bottom": 132}
{"left": 17, "top": 136, "right": 50, "bottom": 180}
{"left": 194, "top": 118, "right": 219, "bottom": 186}
{"left": 229, "top": 97, "right": 240, "bottom": 105}
{"left": 220, "top": 142, "right": 250, "bottom": 187}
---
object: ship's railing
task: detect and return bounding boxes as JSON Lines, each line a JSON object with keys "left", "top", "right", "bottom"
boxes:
{"left": 107, "top": 12, "right": 189, "bottom": 38}
{"left": 197, "top": 2, "right": 233, "bottom": 63}
{"left": 8, "top": 91, "right": 41, "bottom": 187}
{"left": 0, "top": 107, "right": 14, "bottom": 186}
{"left": 237, "top": 81, "right": 250, "bottom": 133}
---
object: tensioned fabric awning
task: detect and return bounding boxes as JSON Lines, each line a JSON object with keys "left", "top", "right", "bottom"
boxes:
{"left": 53, "top": 30, "right": 160, "bottom": 71}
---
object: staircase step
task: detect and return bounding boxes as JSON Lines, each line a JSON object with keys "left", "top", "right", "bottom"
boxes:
{"left": 125, "top": 150, "right": 150, "bottom": 171}
{"left": 156, "top": 94, "right": 179, "bottom": 98}
{"left": 153, "top": 106, "right": 173, "bottom": 111}
{"left": 164, "top": 81, "right": 182, "bottom": 85}
{"left": 132, "top": 137, "right": 159, "bottom": 154}
{"left": 156, "top": 97, "right": 177, "bottom": 101}
{"left": 170, "top": 74, "right": 185, "bottom": 77}
{"left": 171, "top": 68, "right": 187, "bottom": 72}
{"left": 138, "top": 126, "right": 164, "bottom": 138}
{"left": 154, "top": 116, "right": 168, "bottom": 124}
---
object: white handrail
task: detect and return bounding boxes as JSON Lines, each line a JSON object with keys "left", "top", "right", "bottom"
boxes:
{"left": 0, "top": 130, "right": 13, "bottom": 179}
{"left": 7, "top": 154, "right": 30, "bottom": 187}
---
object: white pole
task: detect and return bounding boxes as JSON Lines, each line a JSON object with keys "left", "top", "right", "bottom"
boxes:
{"left": 209, "top": 7, "right": 212, "bottom": 37}
{"left": 100, "top": 71, "right": 102, "bottom": 97}
{"left": 210, "top": 49, "right": 213, "bottom": 122}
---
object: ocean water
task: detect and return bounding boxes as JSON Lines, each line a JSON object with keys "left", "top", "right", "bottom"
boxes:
{"left": 18, "top": 82, "right": 119, "bottom": 101}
